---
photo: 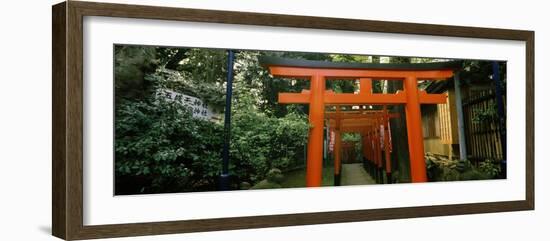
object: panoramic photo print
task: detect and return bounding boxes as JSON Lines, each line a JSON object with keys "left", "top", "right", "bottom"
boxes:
{"left": 113, "top": 45, "right": 507, "bottom": 195}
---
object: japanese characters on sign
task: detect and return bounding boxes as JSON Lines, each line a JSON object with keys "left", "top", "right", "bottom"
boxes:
{"left": 160, "top": 89, "right": 220, "bottom": 121}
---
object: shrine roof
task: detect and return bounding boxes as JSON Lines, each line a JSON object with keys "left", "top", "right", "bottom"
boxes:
{"left": 259, "top": 56, "right": 462, "bottom": 71}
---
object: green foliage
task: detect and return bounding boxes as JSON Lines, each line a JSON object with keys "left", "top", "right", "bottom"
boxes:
{"left": 230, "top": 94, "right": 309, "bottom": 183}
{"left": 233, "top": 51, "right": 313, "bottom": 117}
{"left": 266, "top": 168, "right": 285, "bottom": 184}
{"left": 440, "top": 167, "right": 461, "bottom": 181}
{"left": 114, "top": 45, "right": 159, "bottom": 100}
{"left": 158, "top": 48, "right": 227, "bottom": 110}
{"left": 114, "top": 46, "right": 312, "bottom": 193}
{"left": 115, "top": 91, "right": 309, "bottom": 193}
{"left": 460, "top": 169, "right": 489, "bottom": 181}
{"left": 455, "top": 159, "right": 472, "bottom": 172}
{"left": 472, "top": 103, "right": 498, "bottom": 123}
{"left": 148, "top": 67, "right": 226, "bottom": 112}
{"left": 180, "top": 48, "right": 228, "bottom": 84}
{"left": 116, "top": 45, "right": 505, "bottom": 193}
{"left": 426, "top": 158, "right": 500, "bottom": 182}
{"left": 330, "top": 54, "right": 370, "bottom": 63}
{"left": 460, "top": 61, "right": 506, "bottom": 89}
{"left": 478, "top": 159, "right": 501, "bottom": 178}
{"left": 233, "top": 51, "right": 368, "bottom": 117}
{"left": 115, "top": 96, "right": 224, "bottom": 194}
{"left": 342, "top": 133, "right": 360, "bottom": 142}
{"left": 249, "top": 180, "right": 283, "bottom": 189}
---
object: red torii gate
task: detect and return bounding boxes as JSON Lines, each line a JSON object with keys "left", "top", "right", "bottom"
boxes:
{"left": 355, "top": 115, "right": 393, "bottom": 184}
{"left": 326, "top": 109, "right": 399, "bottom": 185}
{"left": 261, "top": 56, "right": 457, "bottom": 186}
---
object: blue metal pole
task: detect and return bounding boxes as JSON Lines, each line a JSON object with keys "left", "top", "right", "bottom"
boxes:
{"left": 492, "top": 61, "right": 507, "bottom": 178}
{"left": 453, "top": 71, "right": 467, "bottom": 160}
{"left": 220, "top": 50, "right": 235, "bottom": 190}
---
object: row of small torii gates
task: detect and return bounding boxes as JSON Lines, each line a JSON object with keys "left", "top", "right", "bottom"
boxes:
{"left": 260, "top": 56, "right": 460, "bottom": 187}
{"left": 327, "top": 107, "right": 398, "bottom": 185}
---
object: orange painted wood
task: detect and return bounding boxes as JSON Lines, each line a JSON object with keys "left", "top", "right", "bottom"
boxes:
{"left": 404, "top": 76, "right": 428, "bottom": 182}
{"left": 384, "top": 119, "right": 392, "bottom": 174}
{"left": 374, "top": 120, "right": 383, "bottom": 168}
{"left": 341, "top": 127, "right": 372, "bottom": 132}
{"left": 418, "top": 90, "right": 447, "bottom": 104}
{"left": 329, "top": 119, "right": 375, "bottom": 127}
{"left": 278, "top": 92, "right": 309, "bottom": 104}
{"left": 273, "top": 67, "right": 451, "bottom": 184}
{"left": 325, "top": 112, "right": 399, "bottom": 119}
{"left": 366, "top": 131, "right": 372, "bottom": 161}
{"left": 361, "top": 133, "right": 367, "bottom": 160}
{"left": 306, "top": 75, "right": 325, "bottom": 187}
{"left": 268, "top": 66, "right": 454, "bottom": 80}
{"left": 323, "top": 92, "right": 407, "bottom": 104}
{"left": 279, "top": 90, "right": 446, "bottom": 105}
{"left": 359, "top": 78, "right": 372, "bottom": 94}
{"left": 334, "top": 122, "right": 342, "bottom": 176}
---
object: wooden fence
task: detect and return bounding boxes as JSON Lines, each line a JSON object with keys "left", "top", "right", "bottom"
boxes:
{"left": 462, "top": 89, "right": 506, "bottom": 162}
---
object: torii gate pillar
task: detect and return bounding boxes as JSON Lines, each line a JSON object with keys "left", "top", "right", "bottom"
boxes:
{"left": 404, "top": 76, "right": 427, "bottom": 182}
{"left": 306, "top": 75, "right": 325, "bottom": 187}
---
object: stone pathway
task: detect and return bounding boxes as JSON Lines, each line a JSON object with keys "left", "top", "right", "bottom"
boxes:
{"left": 341, "top": 163, "right": 376, "bottom": 185}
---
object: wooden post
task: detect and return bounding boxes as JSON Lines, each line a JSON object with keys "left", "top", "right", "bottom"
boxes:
{"left": 334, "top": 108, "right": 342, "bottom": 186}
{"left": 362, "top": 133, "right": 368, "bottom": 160}
{"left": 374, "top": 120, "right": 382, "bottom": 183}
{"left": 306, "top": 74, "right": 325, "bottom": 187}
{"left": 404, "top": 76, "right": 428, "bottom": 182}
{"left": 384, "top": 116, "right": 392, "bottom": 183}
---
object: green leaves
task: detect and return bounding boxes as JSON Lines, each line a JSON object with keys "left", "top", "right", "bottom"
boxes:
{"left": 472, "top": 103, "right": 498, "bottom": 123}
{"left": 114, "top": 45, "right": 159, "bottom": 100}
{"left": 115, "top": 95, "right": 224, "bottom": 194}
{"left": 114, "top": 89, "right": 309, "bottom": 194}
{"left": 478, "top": 159, "right": 501, "bottom": 178}
{"left": 426, "top": 158, "right": 499, "bottom": 182}
{"left": 114, "top": 46, "right": 313, "bottom": 194}
{"left": 229, "top": 105, "right": 309, "bottom": 183}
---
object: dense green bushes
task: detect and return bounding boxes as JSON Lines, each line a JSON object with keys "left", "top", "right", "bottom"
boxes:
{"left": 115, "top": 96, "right": 224, "bottom": 194}
{"left": 230, "top": 106, "right": 309, "bottom": 184}
{"left": 114, "top": 46, "right": 312, "bottom": 194}
{"left": 115, "top": 90, "right": 309, "bottom": 194}
{"left": 426, "top": 157, "right": 502, "bottom": 182}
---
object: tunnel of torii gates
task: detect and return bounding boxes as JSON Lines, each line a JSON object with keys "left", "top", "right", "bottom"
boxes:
{"left": 326, "top": 109, "right": 399, "bottom": 185}
{"left": 260, "top": 56, "right": 459, "bottom": 187}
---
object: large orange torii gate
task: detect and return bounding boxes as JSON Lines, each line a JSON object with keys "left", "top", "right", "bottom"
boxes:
{"left": 327, "top": 109, "right": 399, "bottom": 185}
{"left": 260, "top": 56, "right": 458, "bottom": 186}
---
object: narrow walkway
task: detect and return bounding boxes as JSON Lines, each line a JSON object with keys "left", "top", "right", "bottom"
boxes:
{"left": 341, "top": 163, "right": 376, "bottom": 185}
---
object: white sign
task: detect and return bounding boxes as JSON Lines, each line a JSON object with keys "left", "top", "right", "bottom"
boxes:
{"left": 329, "top": 130, "right": 335, "bottom": 152}
{"left": 160, "top": 89, "right": 220, "bottom": 121}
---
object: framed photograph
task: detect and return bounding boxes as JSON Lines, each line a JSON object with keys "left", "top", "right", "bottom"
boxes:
{"left": 52, "top": 1, "right": 534, "bottom": 240}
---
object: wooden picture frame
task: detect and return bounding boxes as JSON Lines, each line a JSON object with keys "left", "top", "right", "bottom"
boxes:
{"left": 52, "top": 1, "right": 534, "bottom": 240}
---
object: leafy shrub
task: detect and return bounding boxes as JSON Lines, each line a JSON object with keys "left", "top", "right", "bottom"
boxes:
{"left": 114, "top": 46, "right": 313, "bottom": 193}
{"left": 426, "top": 158, "right": 500, "bottom": 182}
{"left": 460, "top": 169, "right": 489, "bottom": 180}
{"left": 230, "top": 98, "right": 309, "bottom": 183}
{"left": 115, "top": 96, "right": 224, "bottom": 194}
{"left": 472, "top": 103, "right": 498, "bottom": 123}
{"left": 249, "top": 180, "right": 283, "bottom": 189}
{"left": 115, "top": 93, "right": 309, "bottom": 193}
{"left": 478, "top": 159, "right": 501, "bottom": 178}
{"left": 266, "top": 168, "right": 285, "bottom": 184}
